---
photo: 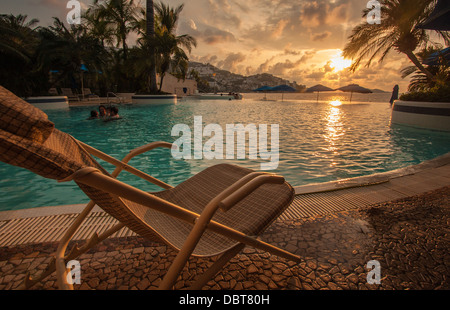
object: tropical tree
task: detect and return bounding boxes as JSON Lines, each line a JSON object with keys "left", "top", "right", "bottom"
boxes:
{"left": 343, "top": 0, "right": 450, "bottom": 82}
{"left": 401, "top": 46, "right": 450, "bottom": 91}
{"left": 0, "top": 14, "right": 39, "bottom": 64}
{"left": 146, "top": 0, "right": 158, "bottom": 93}
{"left": 133, "top": 1, "right": 196, "bottom": 93}
{"left": 153, "top": 2, "right": 196, "bottom": 91}
{"left": 82, "top": 9, "right": 115, "bottom": 48}
{"left": 0, "top": 14, "right": 42, "bottom": 96}
{"left": 36, "top": 18, "right": 108, "bottom": 92}
{"left": 88, "top": 0, "right": 140, "bottom": 60}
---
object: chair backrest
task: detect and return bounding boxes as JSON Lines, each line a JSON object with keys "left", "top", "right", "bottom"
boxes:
{"left": 0, "top": 85, "right": 165, "bottom": 243}
{"left": 48, "top": 88, "right": 59, "bottom": 95}
{"left": 60, "top": 88, "right": 73, "bottom": 95}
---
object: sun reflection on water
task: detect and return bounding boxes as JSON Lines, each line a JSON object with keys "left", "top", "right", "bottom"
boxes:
{"left": 329, "top": 100, "right": 343, "bottom": 107}
{"left": 324, "top": 103, "right": 345, "bottom": 166}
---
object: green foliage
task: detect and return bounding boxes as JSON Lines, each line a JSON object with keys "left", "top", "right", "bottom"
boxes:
{"left": 400, "top": 84, "right": 450, "bottom": 102}
{"left": 0, "top": 14, "right": 45, "bottom": 97}
{"left": 0, "top": 1, "right": 196, "bottom": 96}
{"left": 344, "top": 0, "right": 450, "bottom": 81}
{"left": 401, "top": 46, "right": 450, "bottom": 92}
{"left": 134, "top": 1, "right": 196, "bottom": 93}
{"left": 345, "top": 0, "right": 450, "bottom": 104}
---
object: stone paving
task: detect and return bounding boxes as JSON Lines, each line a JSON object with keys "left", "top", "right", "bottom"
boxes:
{"left": 0, "top": 186, "right": 448, "bottom": 290}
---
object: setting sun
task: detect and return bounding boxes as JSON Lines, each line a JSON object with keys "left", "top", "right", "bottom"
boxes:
{"left": 329, "top": 51, "right": 352, "bottom": 72}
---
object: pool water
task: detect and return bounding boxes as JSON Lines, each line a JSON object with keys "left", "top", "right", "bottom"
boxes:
{"left": 1, "top": 95, "right": 449, "bottom": 211}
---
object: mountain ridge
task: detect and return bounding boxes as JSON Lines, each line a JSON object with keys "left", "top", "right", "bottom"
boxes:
{"left": 188, "top": 61, "right": 306, "bottom": 93}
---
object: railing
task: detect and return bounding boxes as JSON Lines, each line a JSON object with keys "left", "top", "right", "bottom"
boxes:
{"left": 107, "top": 92, "right": 123, "bottom": 105}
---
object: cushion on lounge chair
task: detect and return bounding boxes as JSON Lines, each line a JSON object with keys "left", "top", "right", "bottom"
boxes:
{"left": 0, "top": 86, "right": 54, "bottom": 144}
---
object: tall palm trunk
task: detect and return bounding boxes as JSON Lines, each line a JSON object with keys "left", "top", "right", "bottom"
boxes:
{"left": 159, "top": 74, "right": 165, "bottom": 92}
{"left": 403, "top": 49, "right": 434, "bottom": 82}
{"left": 146, "top": 0, "right": 158, "bottom": 93}
{"left": 121, "top": 28, "right": 128, "bottom": 60}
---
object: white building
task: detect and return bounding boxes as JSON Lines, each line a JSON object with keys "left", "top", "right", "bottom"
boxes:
{"left": 157, "top": 73, "right": 198, "bottom": 96}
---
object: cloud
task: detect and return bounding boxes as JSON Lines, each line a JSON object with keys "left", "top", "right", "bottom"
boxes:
{"left": 252, "top": 50, "right": 316, "bottom": 77}
{"left": 300, "top": 1, "right": 327, "bottom": 27}
{"left": 180, "top": 20, "right": 236, "bottom": 45}
{"left": 311, "top": 31, "right": 332, "bottom": 42}
{"left": 35, "top": 0, "right": 70, "bottom": 17}
{"left": 239, "top": 0, "right": 362, "bottom": 51}
{"left": 203, "top": 27, "right": 236, "bottom": 45}
{"left": 283, "top": 48, "right": 302, "bottom": 56}
{"left": 271, "top": 19, "right": 288, "bottom": 39}
{"left": 305, "top": 60, "right": 337, "bottom": 81}
{"left": 217, "top": 52, "right": 246, "bottom": 71}
{"left": 191, "top": 54, "right": 219, "bottom": 65}
{"left": 189, "top": 19, "right": 197, "bottom": 30}
{"left": 204, "top": 0, "right": 244, "bottom": 28}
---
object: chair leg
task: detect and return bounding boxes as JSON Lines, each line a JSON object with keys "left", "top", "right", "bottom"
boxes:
{"left": 19, "top": 201, "right": 125, "bottom": 290}
{"left": 189, "top": 244, "right": 246, "bottom": 290}
{"left": 55, "top": 201, "right": 97, "bottom": 290}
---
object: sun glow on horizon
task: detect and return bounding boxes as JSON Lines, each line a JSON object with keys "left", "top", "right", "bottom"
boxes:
{"left": 329, "top": 51, "right": 352, "bottom": 73}
{"left": 330, "top": 100, "right": 342, "bottom": 107}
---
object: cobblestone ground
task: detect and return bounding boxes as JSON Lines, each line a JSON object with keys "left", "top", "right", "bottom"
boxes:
{"left": 0, "top": 186, "right": 448, "bottom": 290}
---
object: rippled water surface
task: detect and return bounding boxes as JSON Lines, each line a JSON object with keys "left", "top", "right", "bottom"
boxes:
{"left": 1, "top": 93, "right": 449, "bottom": 211}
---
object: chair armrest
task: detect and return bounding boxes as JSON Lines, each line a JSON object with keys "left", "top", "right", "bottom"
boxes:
{"left": 122, "top": 142, "right": 174, "bottom": 164}
{"left": 110, "top": 142, "right": 174, "bottom": 188}
{"left": 197, "top": 172, "right": 284, "bottom": 224}
{"left": 78, "top": 141, "right": 175, "bottom": 189}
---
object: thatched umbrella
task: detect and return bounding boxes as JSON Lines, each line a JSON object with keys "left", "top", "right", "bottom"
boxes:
{"left": 270, "top": 84, "right": 296, "bottom": 101}
{"left": 336, "top": 84, "right": 372, "bottom": 102}
{"left": 253, "top": 86, "right": 274, "bottom": 92}
{"left": 253, "top": 86, "right": 274, "bottom": 100}
{"left": 306, "top": 84, "right": 334, "bottom": 102}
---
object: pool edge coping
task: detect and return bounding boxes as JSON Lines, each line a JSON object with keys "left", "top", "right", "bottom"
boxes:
{"left": 294, "top": 152, "right": 450, "bottom": 195}
{"left": 1, "top": 152, "right": 449, "bottom": 222}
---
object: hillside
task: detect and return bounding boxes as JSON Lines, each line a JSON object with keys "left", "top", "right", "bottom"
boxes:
{"left": 188, "top": 61, "right": 306, "bottom": 93}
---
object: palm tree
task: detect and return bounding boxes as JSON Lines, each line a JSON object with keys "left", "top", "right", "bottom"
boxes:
{"left": 146, "top": 0, "right": 158, "bottom": 93}
{"left": 343, "top": 0, "right": 450, "bottom": 82}
{"left": 0, "top": 14, "right": 42, "bottom": 96}
{"left": 0, "top": 14, "right": 39, "bottom": 64}
{"left": 153, "top": 2, "right": 196, "bottom": 92}
{"left": 82, "top": 9, "right": 115, "bottom": 48}
{"left": 131, "top": 1, "right": 196, "bottom": 94}
{"left": 401, "top": 46, "right": 450, "bottom": 91}
{"left": 36, "top": 18, "right": 108, "bottom": 91}
{"left": 89, "top": 0, "right": 139, "bottom": 60}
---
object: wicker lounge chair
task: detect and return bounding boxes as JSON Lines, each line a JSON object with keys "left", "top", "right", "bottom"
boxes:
{"left": 82, "top": 88, "right": 100, "bottom": 101}
{"left": 60, "top": 88, "right": 80, "bottom": 102}
{"left": 0, "top": 85, "right": 300, "bottom": 290}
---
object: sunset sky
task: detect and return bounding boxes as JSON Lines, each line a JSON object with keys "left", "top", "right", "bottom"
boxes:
{"left": 1, "top": 0, "right": 417, "bottom": 91}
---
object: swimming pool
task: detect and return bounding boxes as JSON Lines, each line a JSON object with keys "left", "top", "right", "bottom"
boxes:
{"left": 1, "top": 94, "right": 449, "bottom": 211}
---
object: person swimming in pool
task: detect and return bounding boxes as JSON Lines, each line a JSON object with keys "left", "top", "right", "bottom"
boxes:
{"left": 99, "top": 105, "right": 108, "bottom": 118}
{"left": 109, "top": 106, "right": 120, "bottom": 119}
{"left": 87, "top": 110, "right": 99, "bottom": 120}
{"left": 103, "top": 106, "right": 122, "bottom": 122}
